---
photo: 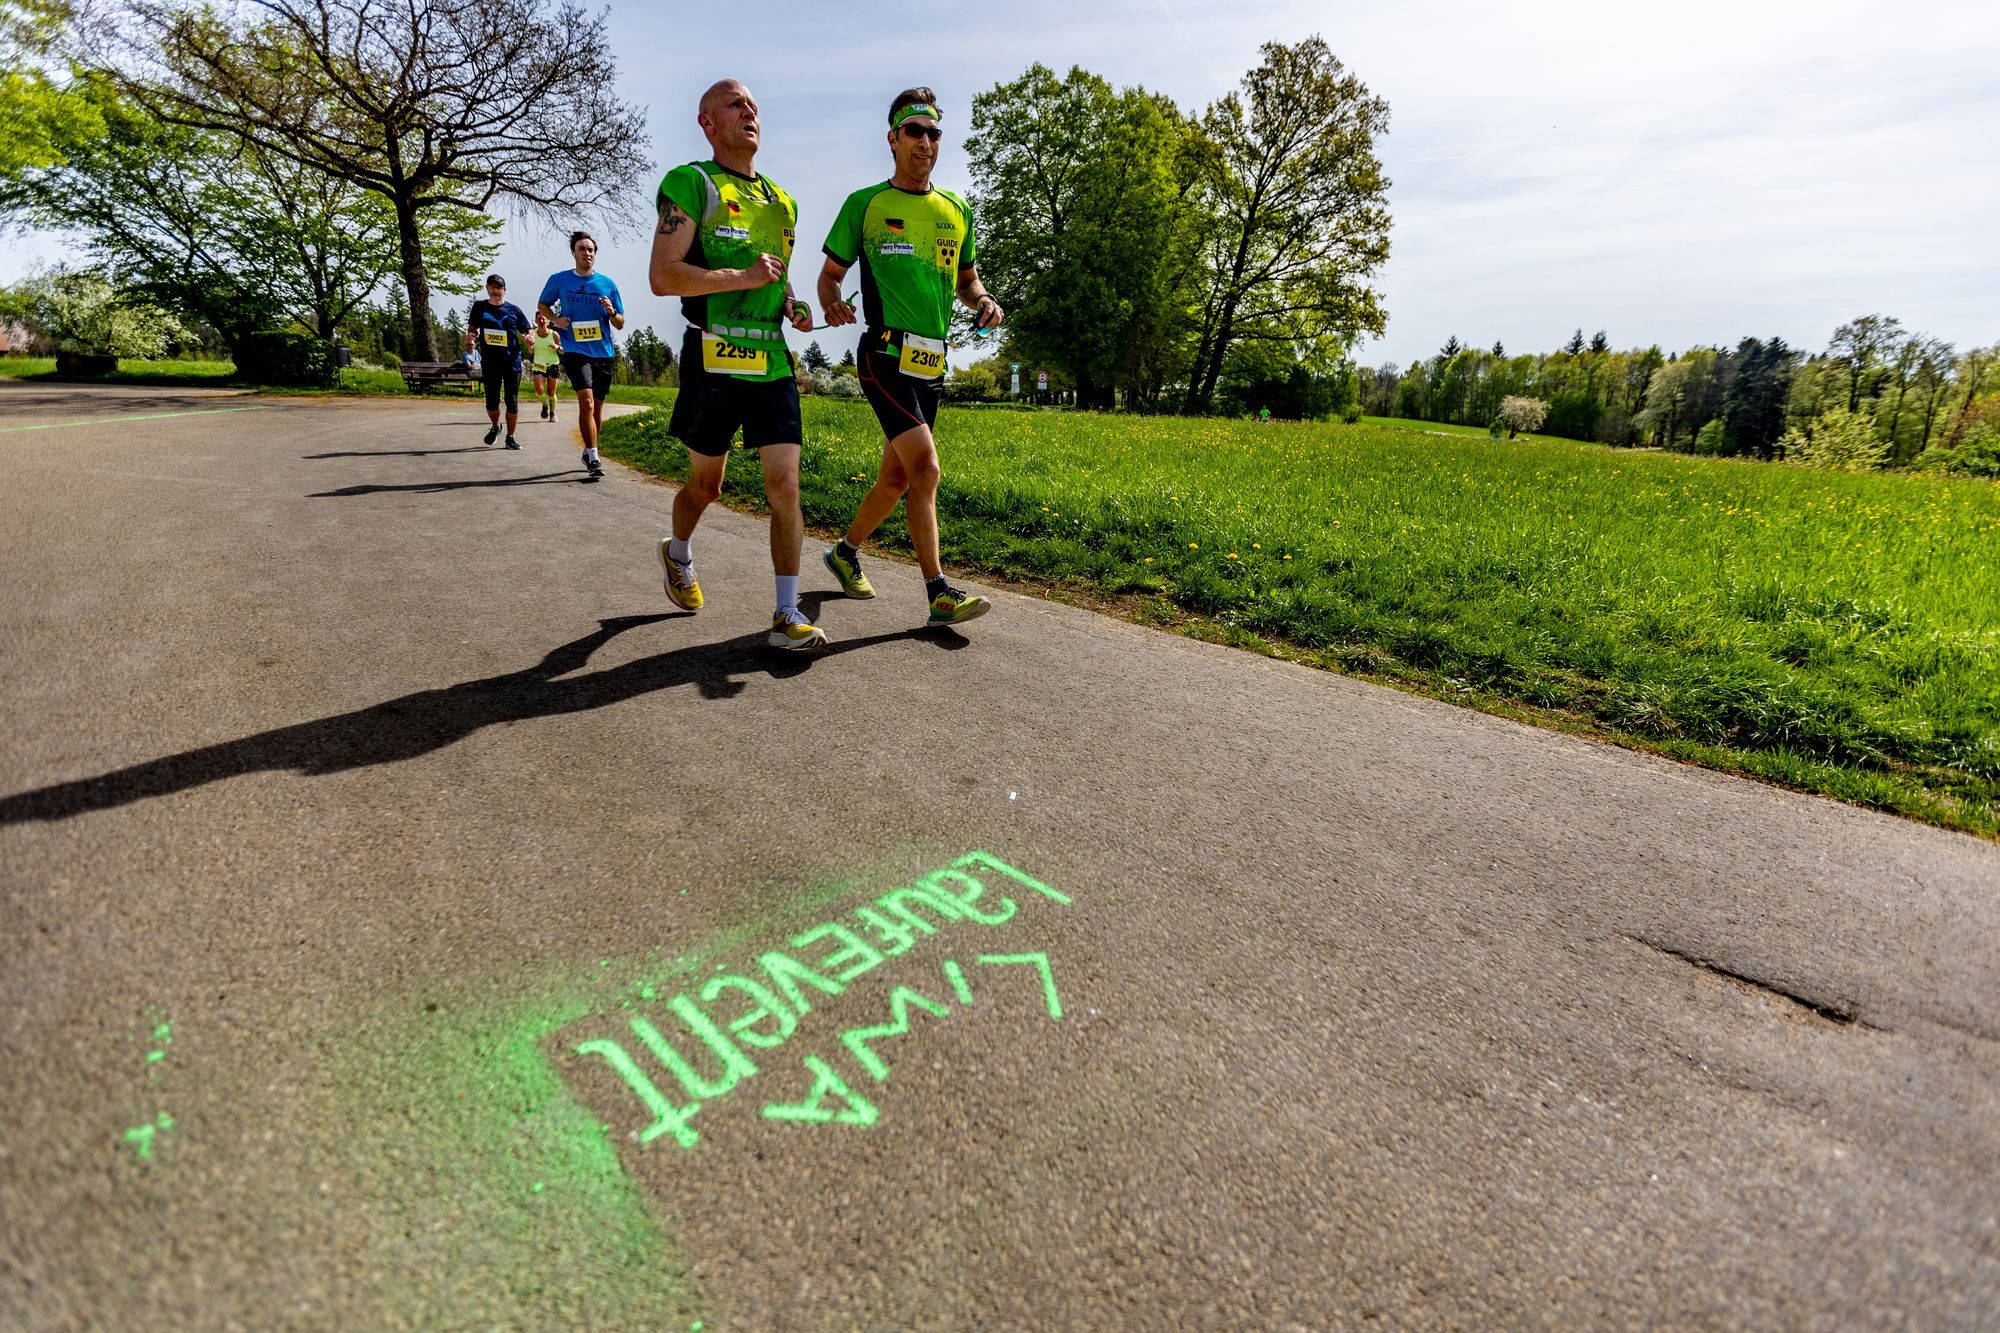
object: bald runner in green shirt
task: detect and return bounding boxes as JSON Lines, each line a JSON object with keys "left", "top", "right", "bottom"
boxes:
{"left": 648, "top": 78, "right": 825, "bottom": 651}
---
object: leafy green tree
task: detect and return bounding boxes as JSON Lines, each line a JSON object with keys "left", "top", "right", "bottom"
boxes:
{"left": 802, "top": 341, "right": 830, "bottom": 373}
{"left": 1637, "top": 359, "right": 1694, "bottom": 447}
{"left": 128, "top": 0, "right": 649, "bottom": 361}
{"left": 943, "top": 360, "right": 1005, "bottom": 403}
{"left": 1781, "top": 406, "right": 1888, "bottom": 471}
{"left": 8, "top": 266, "right": 190, "bottom": 357}
{"left": 621, "top": 325, "right": 673, "bottom": 385}
{"left": 4, "top": 81, "right": 494, "bottom": 351}
{"left": 1181, "top": 37, "right": 1390, "bottom": 413}
{"left": 967, "top": 65, "right": 1208, "bottom": 410}
{"left": 0, "top": 0, "right": 104, "bottom": 181}
{"left": 1915, "top": 392, "right": 2000, "bottom": 477}
{"left": 1826, "top": 314, "right": 1904, "bottom": 411}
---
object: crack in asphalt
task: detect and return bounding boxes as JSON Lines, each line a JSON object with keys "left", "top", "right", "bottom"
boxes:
{"left": 1620, "top": 931, "right": 1870, "bottom": 1028}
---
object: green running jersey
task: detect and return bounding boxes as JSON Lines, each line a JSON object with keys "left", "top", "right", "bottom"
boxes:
{"left": 658, "top": 160, "right": 799, "bottom": 382}
{"left": 822, "top": 181, "right": 977, "bottom": 346}
{"left": 526, "top": 329, "right": 562, "bottom": 367}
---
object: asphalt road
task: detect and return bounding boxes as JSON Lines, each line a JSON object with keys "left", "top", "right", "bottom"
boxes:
{"left": 2, "top": 380, "right": 1995, "bottom": 1330}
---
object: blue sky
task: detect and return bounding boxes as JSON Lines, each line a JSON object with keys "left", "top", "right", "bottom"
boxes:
{"left": 8, "top": 0, "right": 1997, "bottom": 367}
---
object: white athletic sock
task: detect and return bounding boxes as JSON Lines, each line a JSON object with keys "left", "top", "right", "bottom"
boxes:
{"left": 775, "top": 575, "right": 799, "bottom": 615}
{"left": 668, "top": 537, "right": 692, "bottom": 564}
{"left": 585, "top": 447, "right": 599, "bottom": 461}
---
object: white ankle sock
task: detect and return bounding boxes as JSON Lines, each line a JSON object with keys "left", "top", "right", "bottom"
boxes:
{"left": 775, "top": 575, "right": 799, "bottom": 615}
{"left": 668, "top": 537, "right": 692, "bottom": 564}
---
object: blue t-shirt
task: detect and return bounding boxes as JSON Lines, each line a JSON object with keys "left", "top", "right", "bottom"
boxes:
{"left": 467, "top": 300, "right": 531, "bottom": 366}
{"left": 537, "top": 270, "right": 623, "bottom": 356}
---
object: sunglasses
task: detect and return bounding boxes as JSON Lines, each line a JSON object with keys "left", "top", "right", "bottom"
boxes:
{"left": 899, "top": 123, "right": 942, "bottom": 143}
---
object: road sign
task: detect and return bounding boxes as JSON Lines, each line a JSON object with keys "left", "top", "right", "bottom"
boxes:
{"left": 1010, "top": 369, "right": 1020, "bottom": 395}
{"left": 1037, "top": 371, "right": 1048, "bottom": 391}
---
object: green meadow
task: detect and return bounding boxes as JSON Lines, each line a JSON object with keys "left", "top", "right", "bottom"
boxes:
{"left": 602, "top": 399, "right": 2000, "bottom": 837}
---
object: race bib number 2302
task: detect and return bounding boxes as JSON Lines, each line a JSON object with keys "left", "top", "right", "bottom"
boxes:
{"left": 898, "top": 334, "right": 946, "bottom": 380}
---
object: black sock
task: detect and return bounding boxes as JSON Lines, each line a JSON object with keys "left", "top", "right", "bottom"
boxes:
{"left": 837, "top": 539, "right": 859, "bottom": 560}
{"left": 926, "top": 575, "right": 949, "bottom": 600}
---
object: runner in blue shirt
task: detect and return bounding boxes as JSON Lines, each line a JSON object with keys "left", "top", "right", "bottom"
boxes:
{"left": 464, "top": 273, "right": 532, "bottom": 449}
{"left": 537, "top": 231, "right": 626, "bottom": 479}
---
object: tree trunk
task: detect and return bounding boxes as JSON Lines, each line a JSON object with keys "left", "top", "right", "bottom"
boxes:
{"left": 395, "top": 197, "right": 435, "bottom": 362}
{"left": 1189, "top": 304, "right": 1235, "bottom": 414}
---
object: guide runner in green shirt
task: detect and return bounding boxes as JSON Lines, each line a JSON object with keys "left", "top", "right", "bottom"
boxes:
{"left": 817, "top": 87, "right": 1005, "bottom": 628}
{"left": 648, "top": 78, "right": 824, "bottom": 651}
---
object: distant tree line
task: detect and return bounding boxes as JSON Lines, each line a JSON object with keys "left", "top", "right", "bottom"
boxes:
{"left": 1365, "top": 318, "right": 1998, "bottom": 475}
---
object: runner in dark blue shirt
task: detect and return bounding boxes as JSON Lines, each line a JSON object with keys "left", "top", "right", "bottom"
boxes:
{"left": 465, "top": 274, "right": 532, "bottom": 449}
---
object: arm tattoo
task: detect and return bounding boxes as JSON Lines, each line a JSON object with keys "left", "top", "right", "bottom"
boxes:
{"left": 655, "top": 203, "right": 688, "bottom": 237}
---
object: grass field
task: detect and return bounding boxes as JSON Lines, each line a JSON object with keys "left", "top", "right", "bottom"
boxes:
{"left": 1362, "top": 414, "right": 1591, "bottom": 445}
{"left": 601, "top": 398, "right": 2000, "bottom": 837}
{"left": 0, "top": 356, "right": 684, "bottom": 404}
{"left": 0, "top": 355, "right": 240, "bottom": 385}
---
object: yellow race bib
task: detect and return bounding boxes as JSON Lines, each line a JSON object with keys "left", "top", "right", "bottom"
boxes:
{"left": 571, "top": 320, "right": 603, "bottom": 343}
{"left": 898, "top": 334, "right": 946, "bottom": 380}
{"left": 482, "top": 328, "right": 509, "bottom": 347}
{"left": 701, "top": 335, "right": 768, "bottom": 376}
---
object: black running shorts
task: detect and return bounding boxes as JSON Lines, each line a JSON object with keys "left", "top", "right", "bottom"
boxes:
{"left": 667, "top": 330, "right": 803, "bottom": 457}
{"left": 480, "top": 357, "right": 520, "bottom": 413}
{"left": 857, "top": 332, "right": 942, "bottom": 439}
{"left": 561, "top": 351, "right": 616, "bottom": 396}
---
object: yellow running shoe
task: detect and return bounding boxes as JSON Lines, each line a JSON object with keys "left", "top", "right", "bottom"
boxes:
{"left": 927, "top": 585, "right": 990, "bottom": 626}
{"left": 822, "top": 545, "right": 875, "bottom": 599}
{"left": 658, "top": 539, "right": 703, "bottom": 611}
{"left": 768, "top": 608, "right": 827, "bottom": 650}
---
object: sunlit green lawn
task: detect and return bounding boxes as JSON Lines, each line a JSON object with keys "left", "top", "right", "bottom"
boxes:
{"left": 603, "top": 399, "right": 2000, "bottom": 836}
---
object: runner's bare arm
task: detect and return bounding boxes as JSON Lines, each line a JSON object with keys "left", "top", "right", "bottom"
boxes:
{"left": 782, "top": 283, "right": 814, "bottom": 332}
{"left": 957, "top": 268, "right": 1003, "bottom": 329}
{"left": 537, "top": 301, "right": 566, "bottom": 329}
{"left": 818, "top": 255, "right": 855, "bottom": 326}
{"left": 649, "top": 196, "right": 781, "bottom": 297}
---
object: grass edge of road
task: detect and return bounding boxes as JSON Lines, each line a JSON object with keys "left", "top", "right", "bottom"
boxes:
{"left": 597, "top": 403, "right": 1995, "bottom": 842}
{"left": 0, "top": 357, "right": 683, "bottom": 407}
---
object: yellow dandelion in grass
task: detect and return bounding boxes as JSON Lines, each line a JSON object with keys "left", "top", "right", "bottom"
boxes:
{"left": 1227, "top": 552, "right": 1238, "bottom": 559}
{"left": 1143, "top": 557, "right": 1154, "bottom": 563}
{"left": 1189, "top": 542, "right": 1199, "bottom": 549}
{"left": 1283, "top": 554, "right": 1292, "bottom": 560}
{"left": 1252, "top": 543, "right": 1261, "bottom": 549}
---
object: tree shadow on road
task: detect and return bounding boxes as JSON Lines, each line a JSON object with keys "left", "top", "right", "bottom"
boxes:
{"left": 301, "top": 445, "right": 501, "bottom": 459}
{"left": 309, "top": 470, "right": 592, "bottom": 496}
{"left": 0, "top": 611, "right": 964, "bottom": 823}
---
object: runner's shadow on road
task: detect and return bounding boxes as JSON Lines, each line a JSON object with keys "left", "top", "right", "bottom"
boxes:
{"left": 301, "top": 446, "right": 500, "bottom": 459}
{"left": 0, "top": 612, "right": 964, "bottom": 823}
{"left": 309, "top": 471, "right": 589, "bottom": 496}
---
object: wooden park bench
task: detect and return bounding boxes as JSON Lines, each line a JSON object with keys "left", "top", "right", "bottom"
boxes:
{"left": 397, "top": 359, "right": 479, "bottom": 393}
